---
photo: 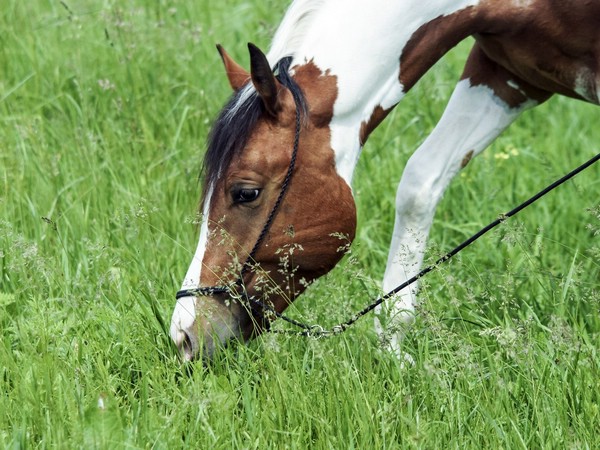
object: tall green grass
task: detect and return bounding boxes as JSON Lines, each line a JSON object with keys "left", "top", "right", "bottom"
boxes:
{"left": 1, "top": 0, "right": 599, "bottom": 448}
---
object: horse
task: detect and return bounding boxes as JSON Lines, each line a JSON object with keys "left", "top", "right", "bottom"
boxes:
{"left": 170, "top": 0, "right": 600, "bottom": 361}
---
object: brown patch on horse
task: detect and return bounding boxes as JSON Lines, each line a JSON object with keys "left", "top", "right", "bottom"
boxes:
{"left": 461, "top": 150, "right": 474, "bottom": 169}
{"left": 399, "top": 7, "right": 479, "bottom": 91}
{"left": 360, "top": 105, "right": 391, "bottom": 146}
{"left": 293, "top": 60, "right": 338, "bottom": 127}
{"left": 400, "top": 1, "right": 600, "bottom": 105}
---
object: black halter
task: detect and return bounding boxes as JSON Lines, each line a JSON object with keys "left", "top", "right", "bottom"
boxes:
{"left": 175, "top": 59, "right": 303, "bottom": 325}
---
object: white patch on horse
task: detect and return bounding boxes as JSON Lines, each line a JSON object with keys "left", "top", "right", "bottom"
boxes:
{"left": 182, "top": 185, "right": 213, "bottom": 289}
{"left": 274, "top": 0, "right": 480, "bottom": 185}
{"left": 267, "top": 0, "right": 328, "bottom": 65}
{"left": 507, "top": 79, "right": 527, "bottom": 98}
{"left": 170, "top": 184, "right": 214, "bottom": 346}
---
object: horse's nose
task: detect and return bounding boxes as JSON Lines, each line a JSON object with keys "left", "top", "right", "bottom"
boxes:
{"left": 172, "top": 327, "right": 198, "bottom": 361}
{"left": 170, "top": 295, "right": 198, "bottom": 361}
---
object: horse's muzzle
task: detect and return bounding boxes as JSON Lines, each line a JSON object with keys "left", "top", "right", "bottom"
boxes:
{"left": 170, "top": 293, "right": 246, "bottom": 361}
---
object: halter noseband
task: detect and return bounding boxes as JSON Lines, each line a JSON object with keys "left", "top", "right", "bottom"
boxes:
{"left": 175, "top": 58, "right": 303, "bottom": 325}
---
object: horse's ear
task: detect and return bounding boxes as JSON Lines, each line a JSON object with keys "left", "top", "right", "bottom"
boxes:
{"left": 217, "top": 44, "right": 250, "bottom": 91}
{"left": 248, "top": 43, "right": 281, "bottom": 116}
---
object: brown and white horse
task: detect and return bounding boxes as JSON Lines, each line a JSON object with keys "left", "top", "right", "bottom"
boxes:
{"left": 170, "top": 0, "right": 600, "bottom": 360}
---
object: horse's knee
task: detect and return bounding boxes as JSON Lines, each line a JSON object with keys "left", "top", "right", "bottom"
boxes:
{"left": 395, "top": 158, "right": 440, "bottom": 218}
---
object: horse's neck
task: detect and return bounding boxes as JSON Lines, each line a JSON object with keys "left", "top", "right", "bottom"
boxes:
{"left": 277, "top": 0, "right": 481, "bottom": 184}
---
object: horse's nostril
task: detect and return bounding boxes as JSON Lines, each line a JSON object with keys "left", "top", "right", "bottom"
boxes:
{"left": 177, "top": 329, "right": 196, "bottom": 361}
{"left": 171, "top": 328, "right": 198, "bottom": 361}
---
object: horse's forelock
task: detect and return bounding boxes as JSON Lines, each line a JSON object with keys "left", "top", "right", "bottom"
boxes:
{"left": 201, "top": 86, "right": 263, "bottom": 201}
{"left": 200, "top": 57, "right": 307, "bottom": 207}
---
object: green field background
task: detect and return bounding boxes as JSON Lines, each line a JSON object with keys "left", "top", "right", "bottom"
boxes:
{"left": 1, "top": 0, "right": 599, "bottom": 448}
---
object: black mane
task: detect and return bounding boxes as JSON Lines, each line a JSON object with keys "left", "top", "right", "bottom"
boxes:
{"left": 201, "top": 57, "right": 307, "bottom": 199}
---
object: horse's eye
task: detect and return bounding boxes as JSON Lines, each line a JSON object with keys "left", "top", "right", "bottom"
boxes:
{"left": 233, "top": 188, "right": 261, "bottom": 204}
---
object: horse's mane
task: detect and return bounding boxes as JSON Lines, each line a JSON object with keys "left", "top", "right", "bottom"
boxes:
{"left": 267, "top": 0, "right": 327, "bottom": 64}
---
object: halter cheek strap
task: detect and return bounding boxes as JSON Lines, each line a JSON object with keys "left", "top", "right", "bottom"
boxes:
{"left": 175, "top": 57, "right": 303, "bottom": 324}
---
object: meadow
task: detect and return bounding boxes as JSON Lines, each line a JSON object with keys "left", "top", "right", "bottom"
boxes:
{"left": 1, "top": 0, "right": 599, "bottom": 448}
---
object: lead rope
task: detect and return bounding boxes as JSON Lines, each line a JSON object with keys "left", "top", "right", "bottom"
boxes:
{"left": 265, "top": 151, "right": 600, "bottom": 338}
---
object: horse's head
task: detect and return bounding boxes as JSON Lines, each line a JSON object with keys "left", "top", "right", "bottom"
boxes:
{"left": 170, "top": 44, "right": 356, "bottom": 360}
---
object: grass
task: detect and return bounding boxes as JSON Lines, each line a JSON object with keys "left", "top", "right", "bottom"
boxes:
{"left": 1, "top": 0, "right": 599, "bottom": 448}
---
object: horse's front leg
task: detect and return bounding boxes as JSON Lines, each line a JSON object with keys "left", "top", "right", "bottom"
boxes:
{"left": 376, "top": 43, "right": 550, "bottom": 359}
